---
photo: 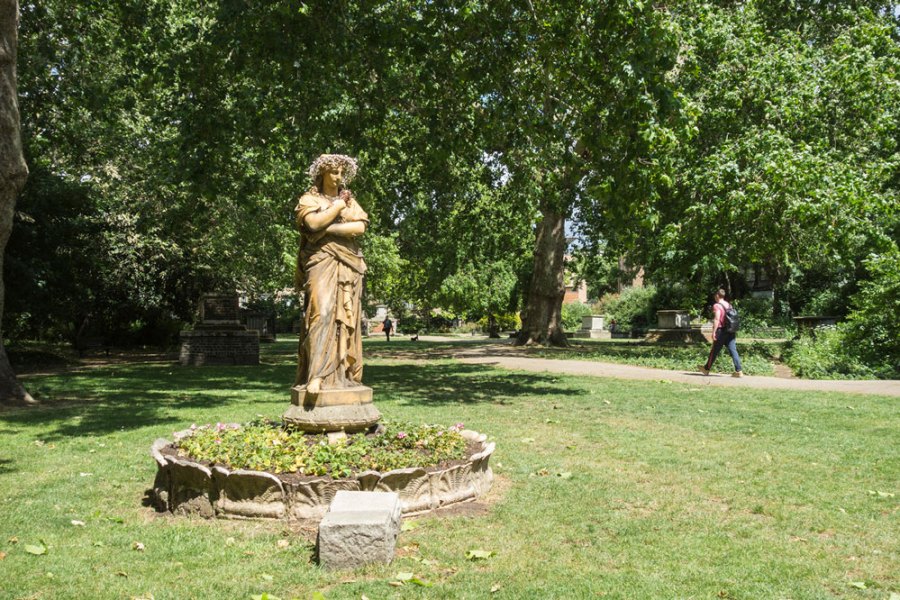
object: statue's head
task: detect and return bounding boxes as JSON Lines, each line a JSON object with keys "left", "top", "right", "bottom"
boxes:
{"left": 308, "top": 154, "right": 358, "bottom": 192}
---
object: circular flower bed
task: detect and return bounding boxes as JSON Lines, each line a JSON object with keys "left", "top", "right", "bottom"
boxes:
{"left": 150, "top": 419, "right": 495, "bottom": 520}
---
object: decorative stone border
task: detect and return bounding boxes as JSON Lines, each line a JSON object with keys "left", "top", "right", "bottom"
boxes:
{"left": 150, "top": 427, "right": 495, "bottom": 520}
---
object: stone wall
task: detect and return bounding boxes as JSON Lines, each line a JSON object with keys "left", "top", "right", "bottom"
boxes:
{"left": 179, "top": 330, "right": 260, "bottom": 366}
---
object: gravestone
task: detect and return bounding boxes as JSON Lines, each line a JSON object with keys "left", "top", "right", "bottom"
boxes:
{"left": 573, "top": 315, "right": 611, "bottom": 339}
{"left": 180, "top": 293, "right": 260, "bottom": 366}
{"left": 246, "top": 311, "right": 276, "bottom": 343}
{"left": 645, "top": 309, "right": 707, "bottom": 343}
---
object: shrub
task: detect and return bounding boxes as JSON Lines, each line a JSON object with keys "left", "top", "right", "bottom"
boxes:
{"left": 477, "top": 312, "right": 521, "bottom": 333}
{"left": 842, "top": 251, "right": 900, "bottom": 372}
{"left": 602, "top": 285, "right": 658, "bottom": 331}
{"left": 560, "top": 302, "right": 593, "bottom": 331}
{"left": 732, "top": 296, "right": 775, "bottom": 332}
{"left": 783, "top": 326, "right": 882, "bottom": 379}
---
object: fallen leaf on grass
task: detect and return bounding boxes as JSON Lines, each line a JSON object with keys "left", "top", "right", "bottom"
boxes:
{"left": 132, "top": 542, "right": 145, "bottom": 552}
{"left": 466, "top": 549, "right": 495, "bottom": 560}
{"left": 7, "top": 537, "right": 17, "bottom": 544}
{"left": 520, "top": 438, "right": 535, "bottom": 444}
{"left": 848, "top": 581, "right": 867, "bottom": 589}
{"left": 361, "top": 595, "right": 370, "bottom": 600}
{"left": 0, "top": 551, "right": 6, "bottom": 560}
{"left": 25, "top": 543, "right": 47, "bottom": 556}
{"left": 116, "top": 571, "right": 128, "bottom": 578}
{"left": 867, "top": 490, "right": 895, "bottom": 498}
{"left": 225, "top": 537, "right": 235, "bottom": 546}
{"left": 71, "top": 520, "right": 86, "bottom": 527}
{"left": 260, "top": 573, "right": 274, "bottom": 582}
{"left": 312, "top": 592, "right": 326, "bottom": 600}
{"left": 390, "top": 572, "right": 432, "bottom": 587}
{"left": 556, "top": 472, "right": 573, "bottom": 479}
{"left": 530, "top": 468, "right": 550, "bottom": 477}
{"left": 401, "top": 520, "right": 420, "bottom": 532}
{"left": 92, "top": 541, "right": 105, "bottom": 547}
{"left": 490, "top": 584, "right": 501, "bottom": 593}
{"left": 276, "top": 539, "right": 290, "bottom": 549}
{"left": 251, "top": 594, "right": 282, "bottom": 600}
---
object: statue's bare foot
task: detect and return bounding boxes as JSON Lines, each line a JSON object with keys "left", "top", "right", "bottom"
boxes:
{"left": 306, "top": 378, "right": 322, "bottom": 396}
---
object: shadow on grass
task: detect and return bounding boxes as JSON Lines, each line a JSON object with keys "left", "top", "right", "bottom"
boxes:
{"left": 364, "top": 362, "right": 579, "bottom": 406}
{"left": 0, "top": 458, "right": 15, "bottom": 474}
{"left": 2, "top": 352, "right": 579, "bottom": 438}
{"left": 1, "top": 362, "right": 298, "bottom": 440}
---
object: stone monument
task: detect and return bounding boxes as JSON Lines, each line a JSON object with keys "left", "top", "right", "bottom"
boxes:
{"left": 179, "top": 293, "right": 260, "bottom": 366}
{"left": 246, "top": 311, "right": 276, "bottom": 343}
{"left": 645, "top": 309, "right": 707, "bottom": 343}
{"left": 284, "top": 154, "right": 381, "bottom": 433}
{"left": 574, "top": 314, "right": 611, "bottom": 339}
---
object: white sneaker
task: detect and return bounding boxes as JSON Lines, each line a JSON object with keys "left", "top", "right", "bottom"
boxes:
{"left": 732, "top": 371, "right": 744, "bottom": 378}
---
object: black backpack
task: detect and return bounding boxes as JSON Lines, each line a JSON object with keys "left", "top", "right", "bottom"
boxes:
{"left": 720, "top": 302, "right": 740, "bottom": 334}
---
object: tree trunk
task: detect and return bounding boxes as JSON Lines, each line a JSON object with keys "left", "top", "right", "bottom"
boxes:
{"left": 487, "top": 314, "right": 500, "bottom": 338}
{"left": 516, "top": 201, "right": 568, "bottom": 346}
{"left": 0, "top": 0, "right": 34, "bottom": 406}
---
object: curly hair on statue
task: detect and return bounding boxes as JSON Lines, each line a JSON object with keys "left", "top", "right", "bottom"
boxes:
{"left": 307, "top": 154, "right": 358, "bottom": 184}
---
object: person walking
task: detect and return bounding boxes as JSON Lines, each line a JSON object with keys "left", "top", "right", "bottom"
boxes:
{"left": 698, "top": 288, "right": 743, "bottom": 377}
{"left": 382, "top": 317, "right": 393, "bottom": 342}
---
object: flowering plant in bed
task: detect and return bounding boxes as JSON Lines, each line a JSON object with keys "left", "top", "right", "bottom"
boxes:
{"left": 175, "top": 418, "right": 469, "bottom": 478}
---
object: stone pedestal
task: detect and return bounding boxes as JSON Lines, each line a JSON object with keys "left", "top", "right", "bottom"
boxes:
{"left": 179, "top": 293, "right": 260, "bottom": 366}
{"left": 283, "top": 385, "right": 381, "bottom": 433}
{"left": 317, "top": 491, "right": 401, "bottom": 570}
{"left": 179, "top": 330, "right": 260, "bottom": 366}
{"left": 657, "top": 310, "right": 691, "bottom": 329}
{"left": 573, "top": 315, "right": 611, "bottom": 339}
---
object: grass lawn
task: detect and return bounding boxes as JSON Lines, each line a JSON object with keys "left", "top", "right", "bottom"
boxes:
{"left": 1, "top": 340, "right": 897, "bottom": 599}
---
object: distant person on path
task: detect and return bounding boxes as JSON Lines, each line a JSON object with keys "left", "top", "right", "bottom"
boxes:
{"left": 698, "top": 288, "right": 743, "bottom": 377}
{"left": 383, "top": 317, "right": 393, "bottom": 342}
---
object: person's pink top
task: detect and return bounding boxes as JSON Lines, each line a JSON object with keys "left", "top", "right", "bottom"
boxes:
{"left": 712, "top": 299, "right": 732, "bottom": 330}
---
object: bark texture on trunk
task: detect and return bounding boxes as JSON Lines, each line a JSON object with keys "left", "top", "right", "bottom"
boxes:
{"left": 516, "top": 201, "right": 568, "bottom": 347}
{"left": 0, "top": 0, "right": 34, "bottom": 406}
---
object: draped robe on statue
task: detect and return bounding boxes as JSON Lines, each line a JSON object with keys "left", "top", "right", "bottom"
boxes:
{"left": 294, "top": 192, "right": 368, "bottom": 389}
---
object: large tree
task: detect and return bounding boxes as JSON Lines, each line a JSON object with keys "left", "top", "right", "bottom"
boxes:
{"left": 0, "top": 0, "right": 33, "bottom": 405}
{"left": 472, "top": 1, "right": 684, "bottom": 345}
{"left": 634, "top": 2, "right": 900, "bottom": 316}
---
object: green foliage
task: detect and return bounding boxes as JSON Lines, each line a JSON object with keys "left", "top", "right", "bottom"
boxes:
{"left": 784, "top": 250, "right": 900, "bottom": 379}
{"left": 635, "top": 2, "right": 900, "bottom": 325}
{"left": 843, "top": 250, "right": 900, "bottom": 369}
{"left": 477, "top": 312, "right": 521, "bottom": 333}
{"left": 176, "top": 419, "right": 468, "bottom": 478}
{"left": 784, "top": 327, "right": 884, "bottom": 380}
{"left": 601, "top": 286, "right": 659, "bottom": 332}
{"left": 732, "top": 297, "right": 775, "bottom": 330}
{"left": 560, "top": 302, "right": 594, "bottom": 332}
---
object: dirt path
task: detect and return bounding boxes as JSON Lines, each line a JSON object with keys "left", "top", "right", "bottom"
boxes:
{"left": 453, "top": 349, "right": 900, "bottom": 397}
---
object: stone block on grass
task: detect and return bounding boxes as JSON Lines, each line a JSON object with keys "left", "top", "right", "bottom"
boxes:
{"left": 317, "top": 491, "right": 401, "bottom": 570}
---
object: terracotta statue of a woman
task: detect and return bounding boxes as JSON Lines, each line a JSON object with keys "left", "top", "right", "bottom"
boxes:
{"left": 286, "top": 154, "right": 379, "bottom": 433}
{"left": 294, "top": 154, "right": 369, "bottom": 396}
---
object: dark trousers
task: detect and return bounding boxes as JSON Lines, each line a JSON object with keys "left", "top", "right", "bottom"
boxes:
{"left": 384, "top": 330, "right": 391, "bottom": 342}
{"left": 705, "top": 328, "right": 743, "bottom": 372}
